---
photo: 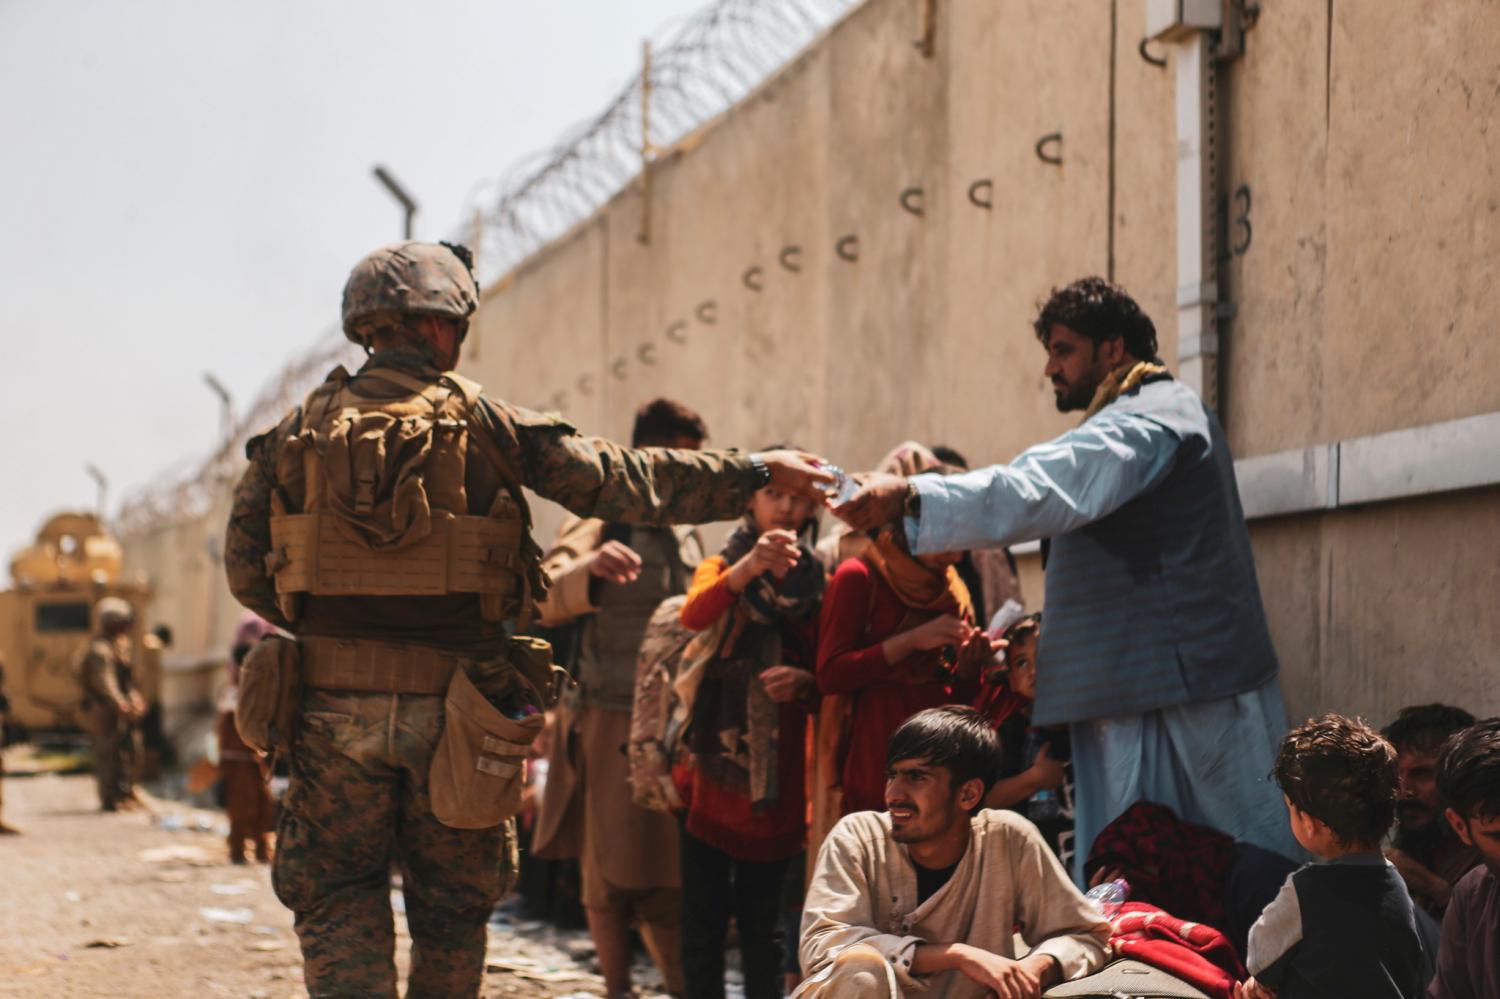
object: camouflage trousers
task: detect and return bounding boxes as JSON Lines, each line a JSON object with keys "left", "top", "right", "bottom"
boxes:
{"left": 273, "top": 689, "right": 519, "bottom": 998}
{"left": 87, "top": 711, "right": 139, "bottom": 810}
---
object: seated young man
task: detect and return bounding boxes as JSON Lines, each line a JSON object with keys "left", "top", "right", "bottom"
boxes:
{"left": 1427, "top": 718, "right": 1500, "bottom": 998}
{"left": 796, "top": 706, "right": 1109, "bottom": 999}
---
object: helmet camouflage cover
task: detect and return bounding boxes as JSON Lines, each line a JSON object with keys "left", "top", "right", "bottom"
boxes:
{"left": 341, "top": 241, "right": 479, "bottom": 346}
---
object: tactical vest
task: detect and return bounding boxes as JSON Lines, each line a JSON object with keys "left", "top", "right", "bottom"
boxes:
{"left": 574, "top": 526, "right": 699, "bottom": 710}
{"left": 264, "top": 365, "right": 541, "bottom": 625}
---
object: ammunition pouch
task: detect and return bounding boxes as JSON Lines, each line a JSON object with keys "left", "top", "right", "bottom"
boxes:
{"left": 235, "top": 634, "right": 302, "bottom": 755}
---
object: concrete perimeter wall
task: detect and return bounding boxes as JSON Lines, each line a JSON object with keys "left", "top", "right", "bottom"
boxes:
{"left": 465, "top": 0, "right": 1500, "bottom": 727}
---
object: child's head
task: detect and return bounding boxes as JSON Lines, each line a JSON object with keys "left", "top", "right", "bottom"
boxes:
{"left": 1437, "top": 718, "right": 1500, "bottom": 876}
{"left": 993, "top": 613, "right": 1042, "bottom": 700}
{"left": 747, "top": 443, "right": 818, "bottom": 535}
{"left": 1273, "top": 714, "right": 1397, "bottom": 856}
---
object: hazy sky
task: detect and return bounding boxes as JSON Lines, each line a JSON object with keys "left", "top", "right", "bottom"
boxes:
{"left": 1, "top": 0, "right": 709, "bottom": 554}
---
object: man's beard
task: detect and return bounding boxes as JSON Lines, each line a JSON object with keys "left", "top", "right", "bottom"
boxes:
{"left": 1053, "top": 380, "right": 1096, "bottom": 413}
{"left": 1394, "top": 807, "right": 1447, "bottom": 861}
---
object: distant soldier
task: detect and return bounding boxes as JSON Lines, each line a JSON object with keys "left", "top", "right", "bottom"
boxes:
{"left": 0, "top": 658, "right": 19, "bottom": 834}
{"left": 76, "top": 597, "right": 145, "bottom": 812}
{"left": 224, "top": 240, "right": 832, "bottom": 999}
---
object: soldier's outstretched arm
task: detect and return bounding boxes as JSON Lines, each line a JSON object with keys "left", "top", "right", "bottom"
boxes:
{"left": 224, "top": 419, "right": 296, "bottom": 631}
{"left": 496, "top": 406, "right": 831, "bottom": 525}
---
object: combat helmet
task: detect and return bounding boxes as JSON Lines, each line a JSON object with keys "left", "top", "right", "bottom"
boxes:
{"left": 340, "top": 241, "right": 479, "bottom": 347}
{"left": 95, "top": 597, "right": 134, "bottom": 629}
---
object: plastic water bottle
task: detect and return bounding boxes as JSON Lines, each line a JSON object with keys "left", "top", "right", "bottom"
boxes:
{"left": 1029, "top": 788, "right": 1061, "bottom": 821}
{"left": 1085, "top": 878, "right": 1130, "bottom": 919}
{"left": 820, "top": 464, "right": 861, "bottom": 505}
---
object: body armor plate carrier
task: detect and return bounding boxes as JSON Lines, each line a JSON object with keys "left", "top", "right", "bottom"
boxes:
{"left": 265, "top": 365, "right": 537, "bottom": 623}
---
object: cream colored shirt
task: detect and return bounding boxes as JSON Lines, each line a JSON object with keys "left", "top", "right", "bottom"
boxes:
{"left": 799, "top": 809, "right": 1109, "bottom": 997}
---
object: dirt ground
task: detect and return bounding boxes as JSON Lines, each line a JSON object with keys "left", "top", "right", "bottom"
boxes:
{"left": 0, "top": 753, "right": 674, "bottom": 999}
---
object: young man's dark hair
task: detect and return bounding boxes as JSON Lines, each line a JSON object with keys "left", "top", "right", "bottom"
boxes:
{"left": 929, "top": 444, "right": 968, "bottom": 470}
{"left": 1032, "top": 276, "right": 1159, "bottom": 363}
{"left": 1383, "top": 703, "right": 1477, "bottom": 756}
{"left": 887, "top": 705, "right": 1004, "bottom": 805}
{"left": 1272, "top": 714, "right": 1398, "bottom": 848}
{"left": 631, "top": 397, "right": 707, "bottom": 447}
{"left": 1437, "top": 719, "right": 1500, "bottom": 822}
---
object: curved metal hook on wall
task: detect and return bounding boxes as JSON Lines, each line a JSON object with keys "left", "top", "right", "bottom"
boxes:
{"left": 610, "top": 357, "right": 628, "bottom": 381}
{"left": 576, "top": 374, "right": 595, "bottom": 397}
{"left": 1034, "top": 133, "right": 1063, "bottom": 166}
{"left": 665, "top": 320, "right": 688, "bottom": 344}
{"left": 742, "top": 266, "right": 764, "bottom": 291}
{"left": 968, "top": 179, "right": 994, "bottom": 210}
{"left": 835, "top": 234, "right": 860, "bottom": 262}
{"left": 637, "top": 342, "right": 658, "bottom": 365}
{"left": 1138, "top": 37, "right": 1167, "bottom": 68}
{"left": 695, "top": 300, "right": 718, "bottom": 324}
{"left": 549, "top": 391, "right": 568, "bottom": 413}
{"left": 899, "top": 186, "right": 925, "bottom": 217}
{"left": 778, "top": 246, "right": 803, "bottom": 273}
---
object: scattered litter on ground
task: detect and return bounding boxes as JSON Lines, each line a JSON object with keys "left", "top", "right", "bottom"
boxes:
{"left": 83, "top": 937, "right": 130, "bottom": 948}
{"left": 210, "top": 881, "right": 257, "bottom": 895}
{"left": 64, "top": 890, "right": 81, "bottom": 902}
{"left": 249, "top": 939, "right": 284, "bottom": 952}
{"left": 140, "top": 844, "right": 218, "bottom": 866}
{"left": 199, "top": 906, "right": 255, "bottom": 924}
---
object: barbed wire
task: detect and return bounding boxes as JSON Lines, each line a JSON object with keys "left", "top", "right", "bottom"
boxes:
{"left": 115, "top": 0, "right": 858, "bottom": 538}
{"left": 466, "top": 0, "right": 859, "bottom": 282}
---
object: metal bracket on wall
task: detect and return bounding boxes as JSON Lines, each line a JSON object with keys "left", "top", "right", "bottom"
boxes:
{"left": 549, "top": 391, "right": 568, "bottom": 413}
{"left": 695, "top": 300, "right": 718, "bottom": 324}
{"left": 899, "top": 187, "right": 925, "bottom": 216}
{"left": 610, "top": 358, "right": 628, "bottom": 380}
{"left": 1139, "top": 37, "right": 1167, "bottom": 67}
{"left": 836, "top": 234, "right": 860, "bottom": 262}
{"left": 742, "top": 266, "right": 764, "bottom": 291}
{"left": 778, "top": 246, "right": 803, "bottom": 273}
{"left": 665, "top": 320, "right": 688, "bottom": 344}
{"left": 576, "top": 375, "right": 595, "bottom": 397}
{"left": 914, "top": 0, "right": 937, "bottom": 58}
{"left": 637, "top": 342, "right": 657, "bottom": 365}
{"left": 967, "top": 179, "right": 993, "bottom": 209}
{"left": 1035, "top": 133, "right": 1063, "bottom": 165}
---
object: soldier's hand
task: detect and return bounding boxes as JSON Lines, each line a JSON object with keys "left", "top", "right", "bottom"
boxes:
{"left": 754, "top": 450, "right": 836, "bottom": 502}
{"left": 590, "top": 540, "right": 643, "bottom": 586}
{"left": 832, "top": 472, "right": 909, "bottom": 531}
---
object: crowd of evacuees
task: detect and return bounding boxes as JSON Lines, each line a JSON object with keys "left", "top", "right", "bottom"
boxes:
{"left": 504, "top": 279, "right": 1496, "bottom": 999}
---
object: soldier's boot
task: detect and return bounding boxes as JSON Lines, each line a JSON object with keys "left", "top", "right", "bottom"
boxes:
{"left": 253, "top": 834, "right": 271, "bottom": 864}
{"left": 228, "top": 835, "right": 248, "bottom": 865}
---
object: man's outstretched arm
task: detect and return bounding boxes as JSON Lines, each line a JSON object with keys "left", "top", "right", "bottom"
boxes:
{"left": 835, "top": 410, "right": 1182, "bottom": 554}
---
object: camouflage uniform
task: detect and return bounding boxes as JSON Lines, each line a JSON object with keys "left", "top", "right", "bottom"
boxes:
{"left": 225, "top": 244, "right": 762, "bottom": 999}
{"left": 77, "top": 634, "right": 140, "bottom": 811}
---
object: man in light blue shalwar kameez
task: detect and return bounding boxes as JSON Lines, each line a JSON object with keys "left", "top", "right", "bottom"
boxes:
{"left": 834, "top": 277, "right": 1299, "bottom": 882}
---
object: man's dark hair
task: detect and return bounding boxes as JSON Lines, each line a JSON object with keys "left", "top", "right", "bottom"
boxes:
{"left": 1437, "top": 719, "right": 1500, "bottom": 822}
{"left": 887, "top": 706, "right": 1004, "bottom": 805}
{"left": 631, "top": 398, "right": 707, "bottom": 447}
{"left": 1032, "top": 276, "right": 1159, "bottom": 362}
{"left": 1273, "top": 714, "right": 1398, "bottom": 848}
{"left": 929, "top": 445, "right": 968, "bottom": 470}
{"left": 1382, "top": 703, "right": 1477, "bottom": 756}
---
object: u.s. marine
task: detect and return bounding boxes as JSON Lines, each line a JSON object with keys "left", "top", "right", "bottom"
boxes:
{"left": 224, "top": 239, "right": 832, "bottom": 999}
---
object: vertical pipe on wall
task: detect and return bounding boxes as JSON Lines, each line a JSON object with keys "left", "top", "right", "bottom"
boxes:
{"left": 1173, "top": 32, "right": 1219, "bottom": 411}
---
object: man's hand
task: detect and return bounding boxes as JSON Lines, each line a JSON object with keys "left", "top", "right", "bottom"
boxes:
{"left": 831, "top": 471, "right": 909, "bottom": 531}
{"left": 759, "top": 665, "right": 815, "bottom": 703}
{"left": 128, "top": 690, "right": 147, "bottom": 720}
{"left": 728, "top": 529, "right": 801, "bottom": 590}
{"left": 954, "top": 944, "right": 1045, "bottom": 999}
{"left": 1028, "top": 743, "right": 1066, "bottom": 792}
{"left": 589, "top": 540, "right": 643, "bottom": 586}
{"left": 1234, "top": 976, "right": 1276, "bottom": 999}
{"left": 1384, "top": 847, "right": 1453, "bottom": 908}
{"left": 755, "top": 450, "right": 836, "bottom": 501}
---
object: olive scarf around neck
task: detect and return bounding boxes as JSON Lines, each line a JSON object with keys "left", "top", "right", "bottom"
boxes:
{"left": 686, "top": 516, "right": 824, "bottom": 806}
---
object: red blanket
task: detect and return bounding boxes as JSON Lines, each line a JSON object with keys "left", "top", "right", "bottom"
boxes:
{"left": 1109, "top": 902, "right": 1246, "bottom": 999}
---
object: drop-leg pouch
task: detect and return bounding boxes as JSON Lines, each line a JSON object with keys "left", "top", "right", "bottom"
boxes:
{"left": 429, "top": 666, "right": 544, "bottom": 829}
